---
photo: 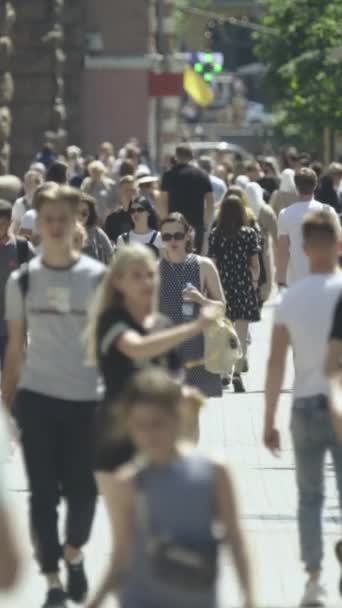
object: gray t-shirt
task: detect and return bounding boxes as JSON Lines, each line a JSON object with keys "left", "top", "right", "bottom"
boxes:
{"left": 5, "top": 255, "right": 105, "bottom": 401}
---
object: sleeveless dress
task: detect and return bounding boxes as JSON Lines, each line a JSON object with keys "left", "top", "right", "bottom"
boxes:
{"left": 119, "top": 453, "right": 218, "bottom": 608}
{"left": 159, "top": 255, "right": 222, "bottom": 397}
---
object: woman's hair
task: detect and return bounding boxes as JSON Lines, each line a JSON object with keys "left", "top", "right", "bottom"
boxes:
{"left": 120, "top": 368, "right": 182, "bottom": 417}
{"left": 80, "top": 193, "right": 99, "bottom": 227}
{"left": 129, "top": 195, "right": 160, "bottom": 230}
{"left": 46, "top": 161, "right": 68, "bottom": 184}
{"left": 227, "top": 185, "right": 249, "bottom": 207}
{"left": 160, "top": 212, "right": 193, "bottom": 253}
{"left": 85, "top": 243, "right": 157, "bottom": 364}
{"left": 73, "top": 221, "right": 87, "bottom": 250}
{"left": 216, "top": 194, "right": 248, "bottom": 237}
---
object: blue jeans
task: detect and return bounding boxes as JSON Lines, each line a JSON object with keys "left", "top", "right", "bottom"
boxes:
{"left": 290, "top": 395, "right": 342, "bottom": 572}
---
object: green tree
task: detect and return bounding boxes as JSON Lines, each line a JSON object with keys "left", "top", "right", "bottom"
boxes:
{"left": 255, "top": 0, "right": 342, "bottom": 150}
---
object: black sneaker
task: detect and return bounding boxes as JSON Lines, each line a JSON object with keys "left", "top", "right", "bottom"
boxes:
{"left": 42, "top": 588, "right": 68, "bottom": 608}
{"left": 335, "top": 540, "right": 342, "bottom": 595}
{"left": 221, "top": 375, "right": 231, "bottom": 388}
{"left": 66, "top": 559, "right": 88, "bottom": 603}
{"left": 233, "top": 374, "right": 246, "bottom": 393}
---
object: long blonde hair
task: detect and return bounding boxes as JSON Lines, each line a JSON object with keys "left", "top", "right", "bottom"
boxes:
{"left": 85, "top": 243, "right": 157, "bottom": 364}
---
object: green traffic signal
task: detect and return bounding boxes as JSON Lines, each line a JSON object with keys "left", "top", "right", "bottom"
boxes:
{"left": 194, "top": 62, "right": 203, "bottom": 73}
{"left": 204, "top": 53, "right": 213, "bottom": 63}
{"left": 213, "top": 63, "right": 223, "bottom": 73}
{"left": 203, "top": 73, "right": 213, "bottom": 82}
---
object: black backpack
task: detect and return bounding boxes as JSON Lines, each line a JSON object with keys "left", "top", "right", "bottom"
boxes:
{"left": 122, "top": 231, "right": 160, "bottom": 258}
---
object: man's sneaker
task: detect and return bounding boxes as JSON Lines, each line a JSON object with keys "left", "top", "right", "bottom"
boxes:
{"left": 300, "top": 580, "right": 326, "bottom": 607}
{"left": 66, "top": 558, "right": 88, "bottom": 603}
{"left": 335, "top": 540, "right": 342, "bottom": 595}
{"left": 42, "top": 587, "right": 68, "bottom": 608}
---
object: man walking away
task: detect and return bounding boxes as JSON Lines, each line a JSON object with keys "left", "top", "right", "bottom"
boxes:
{"left": 264, "top": 210, "right": 342, "bottom": 606}
{"left": 2, "top": 183, "right": 105, "bottom": 608}
{"left": 277, "top": 168, "right": 341, "bottom": 288}
{"left": 160, "top": 143, "right": 214, "bottom": 253}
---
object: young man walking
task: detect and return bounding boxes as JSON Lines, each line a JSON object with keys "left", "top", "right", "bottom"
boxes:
{"left": 276, "top": 168, "right": 340, "bottom": 287}
{"left": 264, "top": 210, "right": 342, "bottom": 606}
{"left": 2, "top": 183, "right": 105, "bottom": 607}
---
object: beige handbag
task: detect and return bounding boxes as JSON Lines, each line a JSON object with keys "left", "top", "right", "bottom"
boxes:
{"left": 186, "top": 317, "right": 242, "bottom": 374}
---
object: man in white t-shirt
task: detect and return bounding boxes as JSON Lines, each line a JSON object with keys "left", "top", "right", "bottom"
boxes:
{"left": 277, "top": 168, "right": 341, "bottom": 287}
{"left": 264, "top": 210, "right": 342, "bottom": 606}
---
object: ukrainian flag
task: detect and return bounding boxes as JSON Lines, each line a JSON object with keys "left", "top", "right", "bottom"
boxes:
{"left": 183, "top": 65, "right": 214, "bottom": 107}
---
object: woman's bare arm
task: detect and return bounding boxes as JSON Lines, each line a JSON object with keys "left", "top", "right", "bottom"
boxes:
{"left": 249, "top": 254, "right": 260, "bottom": 285}
{"left": 87, "top": 475, "right": 134, "bottom": 607}
{"left": 215, "top": 463, "right": 255, "bottom": 608}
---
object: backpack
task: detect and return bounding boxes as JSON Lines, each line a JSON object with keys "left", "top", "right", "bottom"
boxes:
{"left": 122, "top": 231, "right": 160, "bottom": 258}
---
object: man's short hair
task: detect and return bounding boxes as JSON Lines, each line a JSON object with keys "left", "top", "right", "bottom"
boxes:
{"left": 33, "top": 183, "right": 80, "bottom": 214}
{"left": 328, "top": 162, "right": 342, "bottom": 178}
{"left": 294, "top": 168, "right": 317, "bottom": 195}
{"left": 0, "top": 199, "right": 12, "bottom": 220}
{"left": 198, "top": 156, "right": 212, "bottom": 174}
{"left": 302, "top": 210, "right": 339, "bottom": 245}
{"left": 175, "top": 143, "right": 193, "bottom": 162}
{"left": 244, "top": 160, "right": 260, "bottom": 174}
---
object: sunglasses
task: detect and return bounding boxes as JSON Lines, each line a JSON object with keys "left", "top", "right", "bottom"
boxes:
{"left": 129, "top": 206, "right": 146, "bottom": 215}
{"left": 161, "top": 232, "right": 185, "bottom": 242}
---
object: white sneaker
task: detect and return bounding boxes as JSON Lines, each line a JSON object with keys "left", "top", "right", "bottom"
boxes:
{"left": 300, "top": 580, "right": 326, "bottom": 607}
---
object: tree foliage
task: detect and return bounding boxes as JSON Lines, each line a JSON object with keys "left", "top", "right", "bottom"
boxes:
{"left": 255, "top": 0, "right": 342, "bottom": 147}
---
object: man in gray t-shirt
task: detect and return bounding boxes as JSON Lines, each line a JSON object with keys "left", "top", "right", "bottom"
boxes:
{"left": 2, "top": 183, "right": 105, "bottom": 608}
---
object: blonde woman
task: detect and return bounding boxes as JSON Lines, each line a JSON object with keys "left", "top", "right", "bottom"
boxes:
{"left": 85, "top": 243, "right": 219, "bottom": 474}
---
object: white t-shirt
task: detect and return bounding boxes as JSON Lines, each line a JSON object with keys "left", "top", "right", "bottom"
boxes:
{"left": 117, "top": 230, "right": 162, "bottom": 251}
{"left": 278, "top": 199, "right": 340, "bottom": 285}
{"left": 274, "top": 272, "right": 342, "bottom": 398}
{"left": 11, "top": 196, "right": 31, "bottom": 223}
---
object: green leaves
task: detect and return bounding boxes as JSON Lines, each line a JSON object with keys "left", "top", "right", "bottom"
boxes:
{"left": 256, "top": 0, "right": 342, "bottom": 148}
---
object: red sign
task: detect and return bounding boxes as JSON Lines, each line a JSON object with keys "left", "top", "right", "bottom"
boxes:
{"left": 148, "top": 72, "right": 183, "bottom": 97}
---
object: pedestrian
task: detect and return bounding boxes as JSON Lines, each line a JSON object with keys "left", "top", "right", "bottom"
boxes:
{"left": 98, "top": 141, "right": 116, "bottom": 178}
{"left": 81, "top": 160, "right": 118, "bottom": 225}
{"left": 316, "top": 162, "right": 342, "bottom": 214}
{"left": 198, "top": 156, "right": 227, "bottom": 207}
{"left": 264, "top": 210, "right": 342, "bottom": 606}
{"left": 209, "top": 195, "right": 260, "bottom": 392}
{"left": 277, "top": 168, "right": 341, "bottom": 288}
{"left": 46, "top": 160, "right": 68, "bottom": 185}
{"left": 117, "top": 196, "right": 162, "bottom": 256}
{"left": 77, "top": 194, "right": 113, "bottom": 264}
{"left": 84, "top": 243, "right": 219, "bottom": 497}
{"left": 11, "top": 169, "right": 43, "bottom": 234}
{"left": 270, "top": 168, "right": 298, "bottom": 217}
{"left": 2, "top": 183, "right": 105, "bottom": 608}
{"left": 325, "top": 293, "right": 342, "bottom": 378}
{"left": 87, "top": 369, "right": 255, "bottom": 608}
{"left": 159, "top": 212, "right": 225, "bottom": 397}
{"left": 104, "top": 175, "right": 137, "bottom": 244}
{"left": 245, "top": 182, "right": 278, "bottom": 305}
{"left": 136, "top": 173, "right": 160, "bottom": 206}
{"left": 0, "top": 200, "right": 34, "bottom": 369}
{"left": 160, "top": 143, "right": 214, "bottom": 253}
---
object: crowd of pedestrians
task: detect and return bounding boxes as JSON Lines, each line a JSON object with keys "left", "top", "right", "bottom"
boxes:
{"left": 0, "top": 138, "right": 341, "bottom": 608}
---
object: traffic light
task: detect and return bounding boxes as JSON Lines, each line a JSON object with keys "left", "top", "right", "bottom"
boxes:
{"left": 188, "top": 52, "right": 224, "bottom": 84}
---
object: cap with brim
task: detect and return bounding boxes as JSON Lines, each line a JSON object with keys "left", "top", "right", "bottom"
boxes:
{"left": 137, "top": 175, "right": 159, "bottom": 186}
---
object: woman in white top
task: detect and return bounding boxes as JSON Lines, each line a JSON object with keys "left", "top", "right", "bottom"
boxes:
{"left": 117, "top": 196, "right": 162, "bottom": 256}
{"left": 11, "top": 170, "right": 42, "bottom": 234}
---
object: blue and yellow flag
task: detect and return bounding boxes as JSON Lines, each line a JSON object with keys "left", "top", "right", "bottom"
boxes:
{"left": 183, "top": 65, "right": 214, "bottom": 107}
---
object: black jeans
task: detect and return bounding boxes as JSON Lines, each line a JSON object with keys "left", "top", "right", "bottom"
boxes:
{"left": 17, "top": 390, "right": 98, "bottom": 574}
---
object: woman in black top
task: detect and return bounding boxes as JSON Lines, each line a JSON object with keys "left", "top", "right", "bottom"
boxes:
{"left": 85, "top": 243, "right": 219, "bottom": 512}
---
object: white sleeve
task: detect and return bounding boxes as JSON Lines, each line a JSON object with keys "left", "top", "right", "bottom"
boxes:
{"left": 155, "top": 232, "right": 162, "bottom": 250}
{"left": 116, "top": 235, "right": 124, "bottom": 249}
{"left": 11, "top": 200, "right": 23, "bottom": 222}
{"left": 273, "top": 293, "right": 289, "bottom": 327}
{"left": 5, "top": 273, "right": 25, "bottom": 322}
{"left": 278, "top": 209, "right": 288, "bottom": 236}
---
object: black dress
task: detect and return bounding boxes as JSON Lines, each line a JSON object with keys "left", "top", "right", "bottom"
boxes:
{"left": 95, "top": 307, "right": 182, "bottom": 471}
{"left": 208, "top": 226, "right": 260, "bottom": 322}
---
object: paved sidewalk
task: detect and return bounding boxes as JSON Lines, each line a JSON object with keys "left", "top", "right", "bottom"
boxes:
{"left": 2, "top": 302, "right": 342, "bottom": 607}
